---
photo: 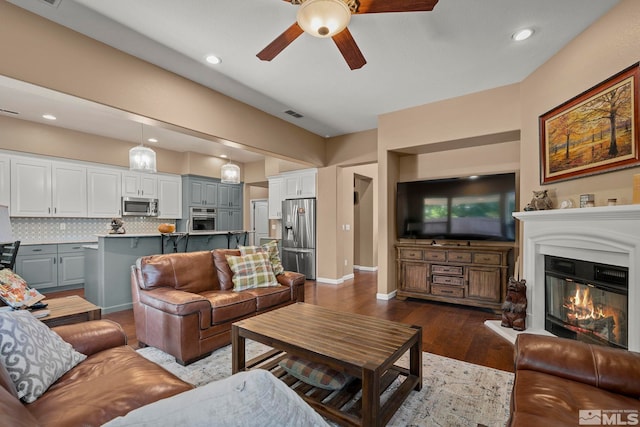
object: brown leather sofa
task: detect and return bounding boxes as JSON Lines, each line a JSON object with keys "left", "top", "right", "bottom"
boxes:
{"left": 0, "top": 320, "right": 193, "bottom": 427}
{"left": 131, "top": 249, "right": 306, "bottom": 365}
{"left": 508, "top": 333, "right": 640, "bottom": 426}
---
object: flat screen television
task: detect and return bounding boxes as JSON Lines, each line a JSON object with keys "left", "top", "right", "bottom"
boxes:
{"left": 396, "top": 173, "right": 516, "bottom": 242}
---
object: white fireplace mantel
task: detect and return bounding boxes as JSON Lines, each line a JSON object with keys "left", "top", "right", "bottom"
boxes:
{"left": 487, "top": 204, "right": 640, "bottom": 351}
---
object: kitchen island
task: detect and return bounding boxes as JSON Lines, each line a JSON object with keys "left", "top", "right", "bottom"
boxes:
{"left": 84, "top": 231, "right": 249, "bottom": 313}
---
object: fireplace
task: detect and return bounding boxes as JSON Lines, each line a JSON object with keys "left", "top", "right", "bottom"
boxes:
{"left": 485, "top": 205, "right": 640, "bottom": 352}
{"left": 545, "top": 255, "right": 628, "bottom": 349}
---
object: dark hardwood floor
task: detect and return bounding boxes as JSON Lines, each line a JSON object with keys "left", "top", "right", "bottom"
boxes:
{"left": 48, "top": 270, "right": 515, "bottom": 373}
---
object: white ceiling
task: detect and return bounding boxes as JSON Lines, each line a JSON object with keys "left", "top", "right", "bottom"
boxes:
{"left": 2, "top": 0, "right": 621, "bottom": 159}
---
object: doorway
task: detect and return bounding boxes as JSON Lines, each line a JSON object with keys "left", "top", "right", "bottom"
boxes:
{"left": 251, "top": 199, "right": 269, "bottom": 246}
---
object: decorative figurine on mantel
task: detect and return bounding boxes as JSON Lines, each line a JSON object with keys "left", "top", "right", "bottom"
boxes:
{"left": 109, "top": 218, "right": 126, "bottom": 234}
{"left": 501, "top": 277, "right": 527, "bottom": 331}
{"left": 524, "top": 189, "right": 553, "bottom": 211}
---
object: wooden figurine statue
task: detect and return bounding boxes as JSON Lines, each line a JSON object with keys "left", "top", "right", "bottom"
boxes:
{"left": 501, "top": 277, "right": 527, "bottom": 331}
{"left": 524, "top": 190, "right": 553, "bottom": 211}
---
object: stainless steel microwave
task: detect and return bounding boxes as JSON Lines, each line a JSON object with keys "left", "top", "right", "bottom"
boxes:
{"left": 122, "top": 197, "right": 158, "bottom": 217}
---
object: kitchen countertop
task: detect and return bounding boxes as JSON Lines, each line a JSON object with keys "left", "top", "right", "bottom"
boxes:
{"left": 97, "top": 230, "right": 251, "bottom": 238}
{"left": 21, "top": 239, "right": 98, "bottom": 246}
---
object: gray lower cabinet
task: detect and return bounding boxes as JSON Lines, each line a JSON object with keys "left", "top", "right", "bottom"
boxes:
{"left": 15, "top": 243, "right": 87, "bottom": 290}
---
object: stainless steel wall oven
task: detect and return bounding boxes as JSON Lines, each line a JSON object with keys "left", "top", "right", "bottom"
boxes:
{"left": 189, "top": 207, "right": 216, "bottom": 233}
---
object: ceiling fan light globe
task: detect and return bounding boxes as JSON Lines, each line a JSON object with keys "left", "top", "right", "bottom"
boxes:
{"left": 297, "top": 0, "right": 351, "bottom": 38}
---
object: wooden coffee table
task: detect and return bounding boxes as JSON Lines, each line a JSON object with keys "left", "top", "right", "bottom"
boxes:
{"left": 232, "top": 303, "right": 422, "bottom": 427}
{"left": 36, "top": 295, "right": 101, "bottom": 327}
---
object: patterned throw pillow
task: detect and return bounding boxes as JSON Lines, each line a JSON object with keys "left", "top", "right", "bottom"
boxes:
{"left": 239, "top": 240, "right": 285, "bottom": 276}
{"left": 278, "top": 355, "right": 353, "bottom": 390}
{"left": 0, "top": 310, "right": 87, "bottom": 403}
{"left": 226, "top": 252, "right": 278, "bottom": 291}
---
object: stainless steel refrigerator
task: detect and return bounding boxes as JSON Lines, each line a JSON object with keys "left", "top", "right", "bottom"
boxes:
{"left": 281, "top": 198, "right": 316, "bottom": 280}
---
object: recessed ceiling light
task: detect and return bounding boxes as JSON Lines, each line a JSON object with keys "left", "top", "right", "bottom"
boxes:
{"left": 147, "top": 137, "right": 158, "bottom": 143}
{"left": 205, "top": 55, "right": 221, "bottom": 65}
{"left": 512, "top": 28, "right": 534, "bottom": 42}
{"left": 469, "top": 175, "right": 479, "bottom": 180}
{"left": 42, "top": 114, "right": 57, "bottom": 120}
{"left": 220, "top": 154, "right": 228, "bottom": 159}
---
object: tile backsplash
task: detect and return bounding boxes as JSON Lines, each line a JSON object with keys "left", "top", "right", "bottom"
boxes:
{"left": 10, "top": 217, "right": 174, "bottom": 244}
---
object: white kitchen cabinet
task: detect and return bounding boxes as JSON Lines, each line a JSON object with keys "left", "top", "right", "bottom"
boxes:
{"left": 10, "top": 157, "right": 51, "bottom": 216}
{"left": 283, "top": 169, "right": 316, "bottom": 199}
{"left": 157, "top": 174, "right": 182, "bottom": 219}
{"left": 122, "top": 171, "right": 157, "bottom": 198}
{"left": 52, "top": 162, "right": 87, "bottom": 217}
{"left": 268, "top": 177, "right": 284, "bottom": 219}
{"left": 0, "top": 154, "right": 10, "bottom": 207}
{"left": 10, "top": 157, "right": 87, "bottom": 217}
{"left": 87, "top": 167, "right": 122, "bottom": 218}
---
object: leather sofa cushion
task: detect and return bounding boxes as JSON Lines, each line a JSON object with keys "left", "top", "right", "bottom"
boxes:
{"left": 139, "top": 251, "right": 219, "bottom": 293}
{"left": 242, "top": 286, "right": 292, "bottom": 311}
{"left": 510, "top": 370, "right": 640, "bottom": 427}
{"left": 26, "top": 346, "right": 193, "bottom": 427}
{"left": 202, "top": 290, "right": 257, "bottom": 324}
{"left": 212, "top": 249, "right": 241, "bottom": 290}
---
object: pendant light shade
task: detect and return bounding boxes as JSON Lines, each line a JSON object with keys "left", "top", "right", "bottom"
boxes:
{"left": 297, "top": 0, "right": 351, "bottom": 38}
{"left": 129, "top": 124, "right": 157, "bottom": 173}
{"left": 221, "top": 160, "right": 241, "bottom": 184}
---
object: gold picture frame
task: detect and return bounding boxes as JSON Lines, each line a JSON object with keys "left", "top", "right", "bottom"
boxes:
{"left": 539, "top": 63, "right": 640, "bottom": 184}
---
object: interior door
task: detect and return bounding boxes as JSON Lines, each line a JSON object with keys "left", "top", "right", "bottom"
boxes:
{"left": 252, "top": 200, "right": 269, "bottom": 245}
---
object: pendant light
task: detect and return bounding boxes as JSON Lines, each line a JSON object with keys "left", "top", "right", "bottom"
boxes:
{"left": 296, "top": 0, "right": 352, "bottom": 38}
{"left": 129, "top": 124, "right": 157, "bottom": 173}
{"left": 220, "top": 159, "right": 240, "bottom": 184}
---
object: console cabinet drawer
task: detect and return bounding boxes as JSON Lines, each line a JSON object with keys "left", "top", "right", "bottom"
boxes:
{"left": 473, "top": 253, "right": 501, "bottom": 265}
{"left": 431, "top": 284, "right": 464, "bottom": 298}
{"left": 432, "top": 275, "right": 465, "bottom": 286}
{"left": 400, "top": 249, "right": 423, "bottom": 260}
{"left": 448, "top": 251, "right": 471, "bottom": 263}
{"left": 432, "top": 265, "right": 463, "bottom": 276}
{"left": 425, "top": 251, "right": 446, "bottom": 261}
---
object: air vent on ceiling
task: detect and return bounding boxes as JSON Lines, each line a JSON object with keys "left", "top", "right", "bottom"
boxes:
{"left": 37, "top": 0, "right": 61, "bottom": 7}
{"left": 284, "top": 109, "right": 303, "bottom": 119}
{"left": 0, "top": 108, "right": 19, "bottom": 116}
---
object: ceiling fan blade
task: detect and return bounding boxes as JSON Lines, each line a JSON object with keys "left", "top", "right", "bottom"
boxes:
{"left": 354, "top": 0, "right": 438, "bottom": 14}
{"left": 332, "top": 28, "right": 366, "bottom": 70}
{"left": 257, "top": 22, "right": 304, "bottom": 61}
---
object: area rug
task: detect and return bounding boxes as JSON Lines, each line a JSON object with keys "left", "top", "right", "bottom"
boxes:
{"left": 138, "top": 342, "right": 513, "bottom": 427}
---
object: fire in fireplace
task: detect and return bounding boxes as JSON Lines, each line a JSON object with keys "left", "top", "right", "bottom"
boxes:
{"left": 545, "top": 255, "right": 628, "bottom": 349}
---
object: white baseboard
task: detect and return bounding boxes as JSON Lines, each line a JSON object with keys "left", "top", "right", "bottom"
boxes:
{"left": 376, "top": 290, "right": 397, "bottom": 300}
{"left": 316, "top": 273, "right": 355, "bottom": 284}
{"left": 316, "top": 277, "right": 343, "bottom": 284}
{"left": 353, "top": 265, "right": 378, "bottom": 272}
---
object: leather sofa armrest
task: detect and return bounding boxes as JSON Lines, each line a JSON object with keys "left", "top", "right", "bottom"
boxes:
{"left": 53, "top": 319, "right": 127, "bottom": 356}
{"left": 277, "top": 271, "right": 306, "bottom": 302}
{"left": 514, "top": 333, "right": 640, "bottom": 398}
{"left": 138, "top": 287, "right": 211, "bottom": 316}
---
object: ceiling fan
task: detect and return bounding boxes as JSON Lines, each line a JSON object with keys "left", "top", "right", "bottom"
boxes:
{"left": 257, "top": 0, "right": 439, "bottom": 70}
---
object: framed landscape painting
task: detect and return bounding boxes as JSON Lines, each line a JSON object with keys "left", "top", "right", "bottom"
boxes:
{"left": 539, "top": 63, "right": 640, "bottom": 184}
